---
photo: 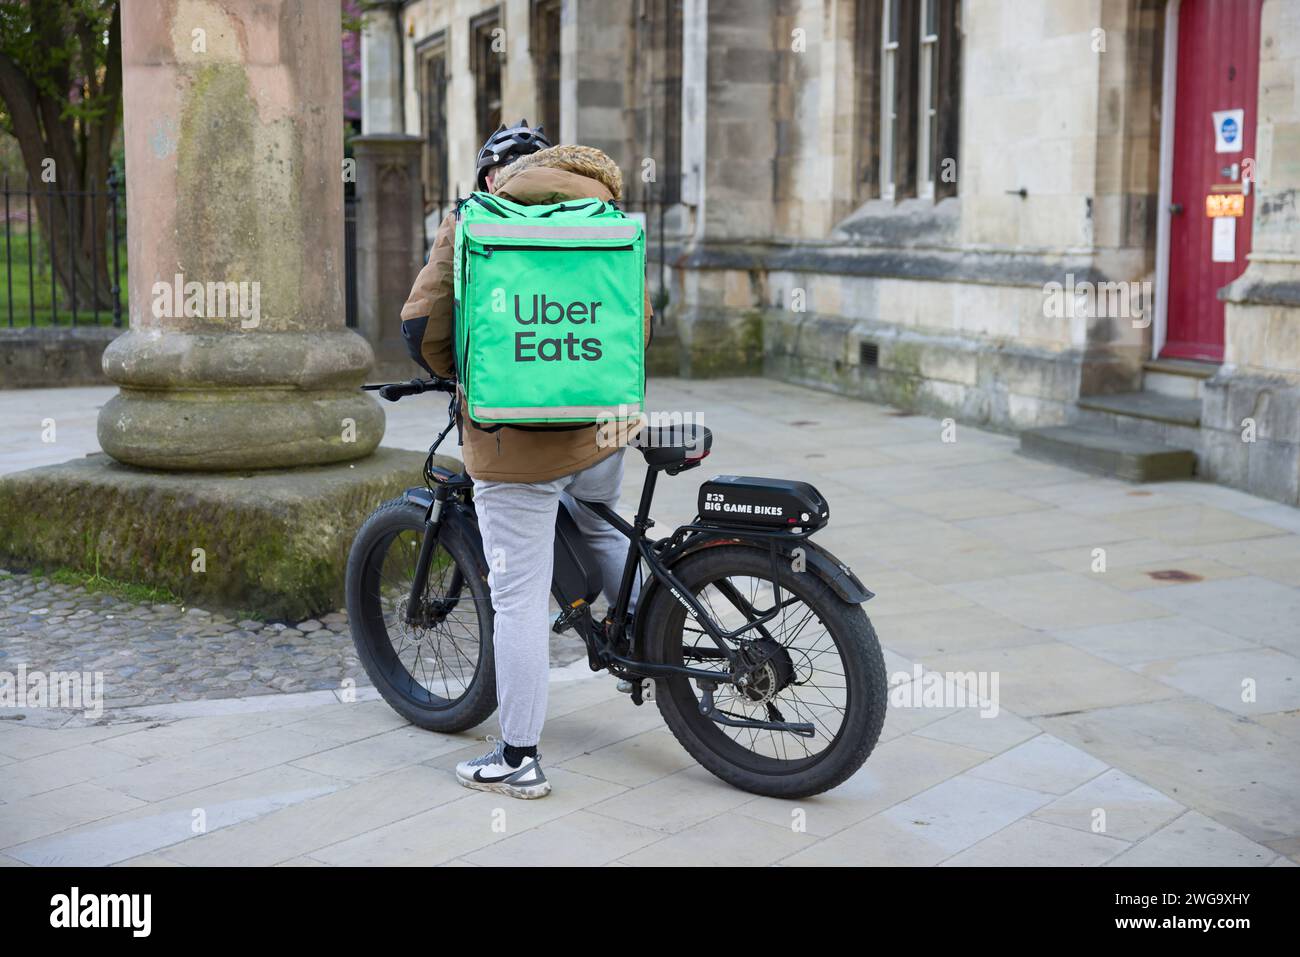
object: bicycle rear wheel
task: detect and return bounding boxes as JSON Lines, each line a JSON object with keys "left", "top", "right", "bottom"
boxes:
{"left": 642, "top": 544, "right": 887, "bottom": 798}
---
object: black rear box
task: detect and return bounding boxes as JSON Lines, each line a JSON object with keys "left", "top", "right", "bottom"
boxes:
{"left": 698, "top": 475, "right": 829, "bottom": 532}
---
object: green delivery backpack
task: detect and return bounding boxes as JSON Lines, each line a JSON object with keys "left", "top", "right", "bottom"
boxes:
{"left": 452, "top": 191, "right": 646, "bottom": 426}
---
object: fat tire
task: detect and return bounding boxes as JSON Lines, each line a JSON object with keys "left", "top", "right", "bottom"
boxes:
{"left": 345, "top": 497, "right": 497, "bottom": 733}
{"left": 642, "top": 544, "right": 887, "bottom": 799}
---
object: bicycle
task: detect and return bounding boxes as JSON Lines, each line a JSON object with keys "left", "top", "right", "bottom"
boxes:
{"left": 345, "top": 376, "right": 888, "bottom": 798}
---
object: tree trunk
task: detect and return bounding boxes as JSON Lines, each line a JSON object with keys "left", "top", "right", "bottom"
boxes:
{"left": 0, "top": 1, "right": 121, "bottom": 318}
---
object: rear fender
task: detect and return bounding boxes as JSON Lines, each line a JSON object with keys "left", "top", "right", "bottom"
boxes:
{"left": 632, "top": 533, "right": 873, "bottom": 652}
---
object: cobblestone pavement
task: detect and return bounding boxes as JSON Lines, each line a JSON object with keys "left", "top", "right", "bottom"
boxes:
{"left": 0, "top": 572, "right": 590, "bottom": 710}
{"left": 0, "top": 572, "right": 360, "bottom": 707}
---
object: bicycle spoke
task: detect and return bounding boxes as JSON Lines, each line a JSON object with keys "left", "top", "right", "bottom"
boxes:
{"left": 673, "top": 568, "right": 854, "bottom": 765}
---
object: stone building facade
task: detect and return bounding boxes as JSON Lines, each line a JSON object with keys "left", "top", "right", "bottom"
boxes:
{"left": 361, "top": 0, "right": 1300, "bottom": 506}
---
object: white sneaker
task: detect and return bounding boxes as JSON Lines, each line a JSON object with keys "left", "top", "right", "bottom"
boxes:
{"left": 455, "top": 736, "right": 551, "bottom": 799}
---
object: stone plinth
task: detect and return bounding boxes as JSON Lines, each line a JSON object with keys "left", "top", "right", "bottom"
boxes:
{"left": 0, "top": 449, "right": 457, "bottom": 620}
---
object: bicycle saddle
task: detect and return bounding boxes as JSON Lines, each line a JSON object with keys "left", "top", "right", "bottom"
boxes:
{"left": 637, "top": 422, "right": 713, "bottom": 472}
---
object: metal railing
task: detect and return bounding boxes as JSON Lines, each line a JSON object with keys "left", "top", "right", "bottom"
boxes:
{"left": 1, "top": 168, "right": 126, "bottom": 328}
{"left": 344, "top": 193, "right": 358, "bottom": 328}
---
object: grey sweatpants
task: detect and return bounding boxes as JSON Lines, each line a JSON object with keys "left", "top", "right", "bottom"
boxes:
{"left": 473, "top": 449, "right": 638, "bottom": 748}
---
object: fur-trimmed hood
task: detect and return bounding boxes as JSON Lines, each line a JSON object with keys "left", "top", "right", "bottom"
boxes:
{"left": 491, "top": 144, "right": 624, "bottom": 201}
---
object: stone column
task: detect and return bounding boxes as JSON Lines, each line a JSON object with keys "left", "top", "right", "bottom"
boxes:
{"left": 352, "top": 134, "right": 425, "bottom": 378}
{"left": 361, "top": 0, "right": 405, "bottom": 135}
{"left": 99, "top": 0, "right": 383, "bottom": 470}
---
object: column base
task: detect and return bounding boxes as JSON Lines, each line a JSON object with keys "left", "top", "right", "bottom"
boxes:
{"left": 99, "top": 388, "right": 384, "bottom": 470}
{"left": 98, "top": 329, "right": 384, "bottom": 470}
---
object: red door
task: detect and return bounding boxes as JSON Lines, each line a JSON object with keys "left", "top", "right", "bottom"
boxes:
{"left": 1163, "top": 0, "right": 1263, "bottom": 362}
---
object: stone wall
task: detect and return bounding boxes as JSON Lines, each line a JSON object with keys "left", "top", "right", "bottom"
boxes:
{"left": 0, "top": 328, "right": 121, "bottom": 389}
{"left": 661, "top": 0, "right": 1164, "bottom": 430}
{"left": 1207, "top": 0, "right": 1300, "bottom": 505}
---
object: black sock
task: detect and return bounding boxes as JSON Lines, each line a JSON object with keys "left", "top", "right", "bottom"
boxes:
{"left": 503, "top": 743, "right": 537, "bottom": 767}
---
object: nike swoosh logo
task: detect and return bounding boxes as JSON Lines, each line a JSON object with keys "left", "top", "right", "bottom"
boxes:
{"left": 473, "top": 768, "right": 515, "bottom": 783}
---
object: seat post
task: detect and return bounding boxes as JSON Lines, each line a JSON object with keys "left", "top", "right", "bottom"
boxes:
{"left": 633, "top": 467, "right": 658, "bottom": 532}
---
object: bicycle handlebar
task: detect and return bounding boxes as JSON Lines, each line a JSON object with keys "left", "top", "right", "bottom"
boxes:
{"left": 361, "top": 376, "right": 457, "bottom": 402}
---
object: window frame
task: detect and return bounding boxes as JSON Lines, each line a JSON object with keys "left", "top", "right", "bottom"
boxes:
{"left": 880, "top": 0, "right": 899, "bottom": 200}
{"left": 469, "top": 6, "right": 505, "bottom": 146}
{"left": 917, "top": 0, "right": 939, "bottom": 199}
{"left": 530, "top": 0, "right": 563, "bottom": 140}
{"left": 415, "top": 30, "right": 449, "bottom": 213}
{"left": 860, "top": 0, "right": 959, "bottom": 205}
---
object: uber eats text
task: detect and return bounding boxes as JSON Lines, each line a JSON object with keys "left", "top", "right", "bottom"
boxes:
{"left": 510, "top": 294, "right": 604, "bottom": 362}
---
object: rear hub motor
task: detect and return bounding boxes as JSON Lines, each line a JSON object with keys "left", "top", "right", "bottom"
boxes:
{"left": 738, "top": 638, "right": 796, "bottom": 705}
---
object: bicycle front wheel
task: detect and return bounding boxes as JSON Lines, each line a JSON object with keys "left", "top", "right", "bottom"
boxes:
{"left": 345, "top": 497, "right": 497, "bottom": 732}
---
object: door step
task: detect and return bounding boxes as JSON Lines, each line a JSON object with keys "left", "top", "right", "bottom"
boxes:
{"left": 1019, "top": 425, "right": 1196, "bottom": 482}
{"left": 1076, "top": 391, "right": 1201, "bottom": 427}
{"left": 1142, "top": 358, "right": 1217, "bottom": 400}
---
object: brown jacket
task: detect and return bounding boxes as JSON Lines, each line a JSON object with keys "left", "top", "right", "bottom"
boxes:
{"left": 400, "top": 145, "right": 650, "bottom": 483}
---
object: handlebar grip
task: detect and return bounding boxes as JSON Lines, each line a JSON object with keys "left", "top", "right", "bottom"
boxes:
{"left": 364, "top": 377, "right": 456, "bottom": 402}
{"left": 377, "top": 383, "right": 415, "bottom": 402}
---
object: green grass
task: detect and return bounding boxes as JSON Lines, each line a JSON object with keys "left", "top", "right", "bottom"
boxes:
{"left": 0, "top": 228, "right": 128, "bottom": 328}
{"left": 24, "top": 564, "right": 183, "bottom": 606}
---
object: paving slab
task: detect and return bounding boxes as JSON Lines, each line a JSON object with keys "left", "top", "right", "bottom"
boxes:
{"left": 735, "top": 733, "right": 988, "bottom": 838}
{"left": 967, "top": 734, "right": 1109, "bottom": 795}
{"left": 877, "top": 774, "right": 1056, "bottom": 857}
{"left": 925, "top": 642, "right": 1180, "bottom": 717}
{"left": 4, "top": 764, "right": 342, "bottom": 865}
{"left": 1031, "top": 768, "right": 1185, "bottom": 842}
{"left": 1038, "top": 698, "right": 1300, "bottom": 845}
{"left": 309, "top": 767, "right": 627, "bottom": 866}
{"left": 158, "top": 764, "right": 459, "bottom": 866}
{"left": 1138, "top": 576, "right": 1300, "bottom": 655}
{"left": 463, "top": 809, "right": 666, "bottom": 867}
{"left": 942, "top": 818, "right": 1131, "bottom": 867}
{"left": 1135, "top": 648, "right": 1300, "bottom": 716}
{"left": 1108, "top": 811, "right": 1280, "bottom": 867}
{"left": 1051, "top": 617, "right": 1254, "bottom": 667}
{"left": 618, "top": 809, "right": 817, "bottom": 866}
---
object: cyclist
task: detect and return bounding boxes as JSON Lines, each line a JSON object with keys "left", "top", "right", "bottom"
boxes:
{"left": 399, "top": 120, "right": 652, "bottom": 799}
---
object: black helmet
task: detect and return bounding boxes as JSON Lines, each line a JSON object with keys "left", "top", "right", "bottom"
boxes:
{"left": 476, "top": 118, "right": 552, "bottom": 191}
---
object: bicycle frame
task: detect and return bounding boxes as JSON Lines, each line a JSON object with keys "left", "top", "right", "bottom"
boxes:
{"left": 572, "top": 466, "right": 803, "bottom": 679}
{"left": 404, "top": 459, "right": 796, "bottom": 686}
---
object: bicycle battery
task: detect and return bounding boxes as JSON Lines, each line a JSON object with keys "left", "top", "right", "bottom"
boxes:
{"left": 698, "top": 476, "right": 829, "bottom": 532}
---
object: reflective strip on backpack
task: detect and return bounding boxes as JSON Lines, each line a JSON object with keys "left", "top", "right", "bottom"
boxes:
{"left": 464, "top": 223, "right": 640, "bottom": 241}
{"left": 473, "top": 403, "right": 642, "bottom": 420}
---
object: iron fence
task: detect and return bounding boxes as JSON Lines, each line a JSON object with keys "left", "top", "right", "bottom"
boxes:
{"left": 1, "top": 168, "right": 126, "bottom": 328}
{"left": 344, "top": 193, "right": 358, "bottom": 328}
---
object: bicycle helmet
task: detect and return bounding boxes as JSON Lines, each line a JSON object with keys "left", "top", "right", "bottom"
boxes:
{"left": 475, "top": 119, "right": 552, "bottom": 191}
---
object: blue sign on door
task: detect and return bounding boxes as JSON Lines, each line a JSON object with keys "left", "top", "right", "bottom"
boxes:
{"left": 1213, "top": 109, "right": 1245, "bottom": 153}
